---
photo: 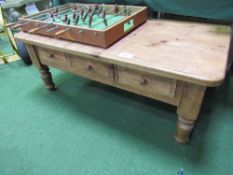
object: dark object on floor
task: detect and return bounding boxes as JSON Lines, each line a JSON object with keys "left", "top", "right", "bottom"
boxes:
{"left": 16, "top": 40, "right": 31, "bottom": 65}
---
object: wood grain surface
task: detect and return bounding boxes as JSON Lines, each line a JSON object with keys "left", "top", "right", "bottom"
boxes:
{"left": 15, "top": 19, "right": 231, "bottom": 87}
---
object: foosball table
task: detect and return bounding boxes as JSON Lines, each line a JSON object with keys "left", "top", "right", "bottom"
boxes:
{"left": 16, "top": 3, "right": 147, "bottom": 48}
{"left": 15, "top": 3, "right": 231, "bottom": 144}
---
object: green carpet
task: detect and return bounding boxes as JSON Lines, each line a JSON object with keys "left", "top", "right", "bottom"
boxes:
{"left": 0, "top": 61, "right": 233, "bottom": 175}
{"left": 0, "top": 34, "right": 15, "bottom": 56}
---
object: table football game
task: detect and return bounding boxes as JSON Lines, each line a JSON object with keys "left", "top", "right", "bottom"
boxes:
{"left": 16, "top": 3, "right": 147, "bottom": 48}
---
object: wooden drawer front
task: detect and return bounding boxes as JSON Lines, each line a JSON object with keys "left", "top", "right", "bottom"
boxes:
{"left": 36, "top": 47, "right": 114, "bottom": 82}
{"left": 116, "top": 67, "right": 177, "bottom": 97}
{"left": 36, "top": 48, "right": 69, "bottom": 67}
{"left": 69, "top": 55, "right": 113, "bottom": 82}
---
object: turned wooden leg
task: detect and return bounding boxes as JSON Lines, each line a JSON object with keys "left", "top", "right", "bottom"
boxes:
{"left": 175, "top": 116, "right": 195, "bottom": 143}
{"left": 39, "top": 65, "right": 56, "bottom": 90}
{"left": 176, "top": 83, "right": 206, "bottom": 143}
{"left": 25, "top": 44, "right": 56, "bottom": 90}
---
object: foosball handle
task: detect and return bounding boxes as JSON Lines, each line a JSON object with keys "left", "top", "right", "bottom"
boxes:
{"left": 5, "top": 22, "right": 16, "bottom": 28}
{"left": 11, "top": 23, "right": 25, "bottom": 29}
{"left": 55, "top": 29, "right": 70, "bottom": 36}
{"left": 28, "top": 28, "right": 39, "bottom": 33}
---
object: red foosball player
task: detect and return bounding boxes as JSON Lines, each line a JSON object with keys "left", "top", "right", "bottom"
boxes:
{"left": 73, "top": 5, "right": 77, "bottom": 11}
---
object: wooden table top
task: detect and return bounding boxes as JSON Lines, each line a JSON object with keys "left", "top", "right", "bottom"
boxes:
{"left": 15, "top": 19, "right": 231, "bottom": 87}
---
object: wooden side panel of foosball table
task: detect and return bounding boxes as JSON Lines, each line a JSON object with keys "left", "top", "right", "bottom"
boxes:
{"left": 104, "top": 7, "right": 148, "bottom": 48}
{"left": 20, "top": 21, "right": 107, "bottom": 47}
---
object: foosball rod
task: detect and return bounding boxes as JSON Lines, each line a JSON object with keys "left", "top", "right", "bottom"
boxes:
{"left": 32, "top": 4, "right": 124, "bottom": 21}
{"left": 49, "top": 7, "right": 84, "bottom": 23}
{"left": 31, "top": 7, "right": 76, "bottom": 21}
{"left": 45, "top": 10, "right": 89, "bottom": 27}
{"left": 58, "top": 7, "right": 83, "bottom": 19}
{"left": 47, "top": 26, "right": 59, "bottom": 32}
{"left": 30, "top": 5, "right": 75, "bottom": 20}
{"left": 10, "top": 21, "right": 31, "bottom": 29}
{"left": 44, "top": 5, "right": 127, "bottom": 27}
{"left": 95, "top": 6, "right": 125, "bottom": 19}
{"left": 37, "top": 4, "right": 116, "bottom": 22}
{"left": 32, "top": 9, "right": 71, "bottom": 21}
{"left": 58, "top": 5, "right": 93, "bottom": 19}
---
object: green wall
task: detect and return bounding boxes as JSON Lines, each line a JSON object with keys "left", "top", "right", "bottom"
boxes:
{"left": 53, "top": 0, "right": 233, "bottom": 20}
{"left": 145, "top": 0, "right": 233, "bottom": 20}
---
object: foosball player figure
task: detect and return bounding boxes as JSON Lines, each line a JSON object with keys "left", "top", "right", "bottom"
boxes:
{"left": 93, "top": 3, "right": 98, "bottom": 14}
{"left": 114, "top": 4, "right": 119, "bottom": 14}
{"left": 67, "top": 18, "right": 71, "bottom": 25}
{"left": 66, "top": 19, "right": 71, "bottom": 25}
{"left": 124, "top": 5, "right": 127, "bottom": 15}
{"left": 97, "top": 6, "right": 103, "bottom": 16}
{"left": 88, "top": 15, "right": 93, "bottom": 28}
{"left": 103, "top": 17, "right": 108, "bottom": 27}
{"left": 75, "top": 15, "right": 80, "bottom": 25}
{"left": 50, "top": 12, "right": 55, "bottom": 22}
{"left": 73, "top": 5, "right": 77, "bottom": 11}
{"left": 55, "top": 7, "right": 58, "bottom": 14}
{"left": 73, "top": 12, "right": 77, "bottom": 20}
{"left": 103, "top": 10, "right": 106, "bottom": 18}
{"left": 63, "top": 14, "right": 68, "bottom": 23}
{"left": 83, "top": 12, "right": 88, "bottom": 22}
{"left": 127, "top": 9, "right": 131, "bottom": 16}
{"left": 54, "top": 9, "right": 58, "bottom": 17}
{"left": 95, "top": 3, "right": 98, "bottom": 9}
{"left": 91, "top": 10, "right": 95, "bottom": 17}
{"left": 52, "top": 8, "right": 57, "bottom": 17}
{"left": 80, "top": 9, "right": 84, "bottom": 18}
{"left": 50, "top": 12, "right": 53, "bottom": 18}
{"left": 88, "top": 7, "right": 92, "bottom": 14}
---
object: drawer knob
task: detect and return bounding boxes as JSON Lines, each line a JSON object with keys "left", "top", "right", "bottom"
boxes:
{"left": 140, "top": 78, "right": 148, "bottom": 85}
{"left": 49, "top": 54, "right": 54, "bottom": 59}
{"left": 86, "top": 64, "right": 93, "bottom": 70}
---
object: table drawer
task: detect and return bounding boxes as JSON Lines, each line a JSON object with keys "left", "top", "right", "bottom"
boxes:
{"left": 115, "top": 66, "right": 177, "bottom": 97}
{"left": 35, "top": 47, "right": 177, "bottom": 99}
{"left": 36, "top": 48, "right": 68, "bottom": 67}
{"left": 68, "top": 55, "right": 114, "bottom": 82}
{"left": 36, "top": 47, "right": 114, "bottom": 82}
